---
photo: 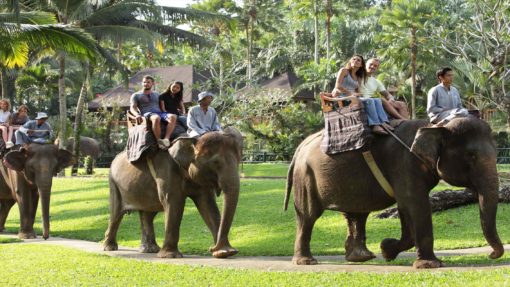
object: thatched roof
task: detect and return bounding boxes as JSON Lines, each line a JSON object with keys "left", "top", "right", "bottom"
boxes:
{"left": 89, "top": 65, "right": 209, "bottom": 110}
{"left": 237, "top": 71, "right": 315, "bottom": 101}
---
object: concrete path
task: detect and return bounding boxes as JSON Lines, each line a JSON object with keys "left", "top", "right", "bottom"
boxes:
{"left": 3, "top": 234, "right": 510, "bottom": 273}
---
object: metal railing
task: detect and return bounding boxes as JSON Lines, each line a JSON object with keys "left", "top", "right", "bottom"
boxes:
{"left": 93, "top": 148, "right": 510, "bottom": 167}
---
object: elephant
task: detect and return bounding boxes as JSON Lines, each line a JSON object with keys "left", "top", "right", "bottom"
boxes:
{"left": 54, "top": 136, "right": 101, "bottom": 159}
{"left": 103, "top": 127, "right": 243, "bottom": 258}
{"left": 0, "top": 143, "right": 74, "bottom": 239}
{"left": 285, "top": 117, "right": 504, "bottom": 268}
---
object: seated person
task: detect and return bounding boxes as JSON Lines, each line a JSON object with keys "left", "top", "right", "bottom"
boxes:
{"left": 332, "top": 55, "right": 391, "bottom": 135}
{"left": 187, "top": 92, "right": 221, "bottom": 137}
{"left": 130, "top": 75, "right": 174, "bottom": 149}
{"left": 361, "top": 58, "right": 409, "bottom": 119}
{"left": 427, "top": 67, "right": 468, "bottom": 125}
{"left": 159, "top": 81, "right": 187, "bottom": 136}
{"left": 6, "top": 104, "right": 29, "bottom": 148}
{"left": 15, "top": 112, "right": 53, "bottom": 146}
{"left": 0, "top": 99, "right": 11, "bottom": 146}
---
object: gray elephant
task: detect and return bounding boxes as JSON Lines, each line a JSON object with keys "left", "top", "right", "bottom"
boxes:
{"left": 0, "top": 144, "right": 74, "bottom": 238}
{"left": 55, "top": 136, "right": 101, "bottom": 159}
{"left": 103, "top": 127, "right": 242, "bottom": 258}
{"left": 285, "top": 117, "right": 504, "bottom": 268}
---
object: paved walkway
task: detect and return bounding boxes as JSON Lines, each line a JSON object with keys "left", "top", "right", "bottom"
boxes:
{"left": 3, "top": 234, "right": 510, "bottom": 273}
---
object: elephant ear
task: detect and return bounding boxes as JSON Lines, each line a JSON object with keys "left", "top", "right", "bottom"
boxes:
{"left": 169, "top": 137, "right": 197, "bottom": 169}
{"left": 56, "top": 149, "right": 75, "bottom": 172}
{"left": 410, "top": 127, "right": 448, "bottom": 169}
{"left": 4, "top": 149, "right": 28, "bottom": 171}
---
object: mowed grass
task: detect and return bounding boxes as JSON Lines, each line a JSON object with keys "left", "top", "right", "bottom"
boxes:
{"left": 3, "top": 176, "right": 510, "bottom": 257}
{"left": 1, "top": 244, "right": 510, "bottom": 286}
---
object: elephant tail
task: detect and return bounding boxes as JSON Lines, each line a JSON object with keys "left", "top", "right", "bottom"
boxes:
{"left": 284, "top": 155, "right": 296, "bottom": 211}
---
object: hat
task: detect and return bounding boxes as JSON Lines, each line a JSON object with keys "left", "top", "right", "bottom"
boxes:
{"left": 198, "top": 91, "right": 214, "bottom": 102}
{"left": 35, "top": 112, "right": 48, "bottom": 120}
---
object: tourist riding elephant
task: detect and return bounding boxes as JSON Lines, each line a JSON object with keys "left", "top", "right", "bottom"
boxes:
{"left": 103, "top": 127, "right": 242, "bottom": 258}
{"left": 0, "top": 144, "right": 74, "bottom": 239}
{"left": 285, "top": 117, "right": 504, "bottom": 268}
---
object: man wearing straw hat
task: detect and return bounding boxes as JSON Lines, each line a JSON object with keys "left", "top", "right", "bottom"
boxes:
{"left": 15, "top": 112, "right": 53, "bottom": 146}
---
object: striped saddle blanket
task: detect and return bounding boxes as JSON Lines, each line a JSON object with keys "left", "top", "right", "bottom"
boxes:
{"left": 320, "top": 104, "right": 371, "bottom": 154}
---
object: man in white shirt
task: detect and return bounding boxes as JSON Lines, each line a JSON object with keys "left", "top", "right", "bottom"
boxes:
{"left": 360, "top": 58, "right": 409, "bottom": 119}
{"left": 187, "top": 92, "right": 222, "bottom": 137}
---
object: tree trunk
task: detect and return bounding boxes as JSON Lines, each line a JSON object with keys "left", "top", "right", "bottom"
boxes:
{"left": 313, "top": 0, "right": 319, "bottom": 65}
{"left": 376, "top": 187, "right": 510, "bottom": 219}
{"left": 58, "top": 54, "right": 67, "bottom": 149}
{"left": 410, "top": 27, "right": 417, "bottom": 119}
{"left": 71, "top": 62, "right": 90, "bottom": 176}
{"left": 325, "top": 0, "right": 332, "bottom": 91}
{"left": 1, "top": 68, "right": 17, "bottom": 104}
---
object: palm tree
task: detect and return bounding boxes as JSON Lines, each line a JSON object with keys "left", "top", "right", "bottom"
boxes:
{"left": 378, "top": 0, "right": 433, "bottom": 119}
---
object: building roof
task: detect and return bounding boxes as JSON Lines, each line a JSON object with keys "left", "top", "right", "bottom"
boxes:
{"left": 238, "top": 71, "right": 315, "bottom": 101}
{"left": 89, "top": 65, "right": 209, "bottom": 110}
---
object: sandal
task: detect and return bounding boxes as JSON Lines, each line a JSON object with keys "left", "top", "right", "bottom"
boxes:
{"left": 372, "top": 125, "right": 388, "bottom": 135}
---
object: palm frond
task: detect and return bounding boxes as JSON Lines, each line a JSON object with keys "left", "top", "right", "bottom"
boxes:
{"left": 160, "top": 6, "right": 230, "bottom": 25}
{"left": 81, "top": 1, "right": 161, "bottom": 25}
{"left": 0, "top": 11, "right": 56, "bottom": 25}
{"left": 132, "top": 20, "right": 211, "bottom": 46}
{"left": 85, "top": 25, "right": 154, "bottom": 43}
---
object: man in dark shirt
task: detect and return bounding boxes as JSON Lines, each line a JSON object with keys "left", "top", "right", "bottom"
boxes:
{"left": 130, "top": 75, "right": 173, "bottom": 149}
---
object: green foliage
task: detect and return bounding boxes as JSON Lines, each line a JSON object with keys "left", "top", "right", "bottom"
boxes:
{"left": 222, "top": 89, "right": 323, "bottom": 157}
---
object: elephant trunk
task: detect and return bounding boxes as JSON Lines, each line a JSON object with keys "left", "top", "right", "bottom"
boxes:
{"left": 39, "top": 189, "right": 51, "bottom": 240}
{"left": 476, "top": 179, "right": 504, "bottom": 259}
{"left": 216, "top": 174, "right": 240, "bottom": 248}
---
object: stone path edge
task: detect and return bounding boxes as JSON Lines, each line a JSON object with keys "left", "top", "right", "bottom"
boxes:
{"left": 2, "top": 233, "right": 510, "bottom": 273}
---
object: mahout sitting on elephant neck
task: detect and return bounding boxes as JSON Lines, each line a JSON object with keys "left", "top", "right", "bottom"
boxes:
{"left": 286, "top": 116, "right": 504, "bottom": 268}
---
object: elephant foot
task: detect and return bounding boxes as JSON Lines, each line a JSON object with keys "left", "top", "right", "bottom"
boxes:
{"left": 413, "top": 258, "right": 444, "bottom": 269}
{"left": 18, "top": 231, "right": 36, "bottom": 239}
{"left": 139, "top": 243, "right": 160, "bottom": 253}
{"left": 380, "top": 238, "right": 401, "bottom": 261}
{"left": 209, "top": 244, "right": 238, "bottom": 258}
{"left": 103, "top": 241, "right": 119, "bottom": 251}
{"left": 292, "top": 255, "right": 318, "bottom": 265}
{"left": 345, "top": 248, "right": 376, "bottom": 262}
{"left": 157, "top": 249, "right": 183, "bottom": 258}
{"left": 344, "top": 237, "right": 376, "bottom": 262}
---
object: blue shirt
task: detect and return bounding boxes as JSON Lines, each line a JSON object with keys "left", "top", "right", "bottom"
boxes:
{"left": 130, "top": 91, "right": 161, "bottom": 115}
{"left": 187, "top": 105, "right": 221, "bottom": 137}
{"left": 19, "top": 120, "right": 53, "bottom": 141}
{"left": 427, "top": 83, "right": 463, "bottom": 122}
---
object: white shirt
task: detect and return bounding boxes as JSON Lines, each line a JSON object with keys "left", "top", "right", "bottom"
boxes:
{"left": 360, "top": 77, "right": 386, "bottom": 98}
{"left": 0, "top": 110, "right": 11, "bottom": 123}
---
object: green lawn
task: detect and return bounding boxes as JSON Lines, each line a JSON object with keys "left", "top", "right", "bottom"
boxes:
{"left": 3, "top": 177, "right": 510, "bottom": 258}
{"left": 1, "top": 244, "right": 509, "bottom": 286}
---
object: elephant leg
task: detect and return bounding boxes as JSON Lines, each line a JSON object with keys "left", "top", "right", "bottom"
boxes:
{"left": 17, "top": 190, "right": 37, "bottom": 239}
{"left": 381, "top": 207, "right": 414, "bottom": 261}
{"left": 103, "top": 181, "right": 125, "bottom": 251}
{"left": 158, "top": 195, "right": 185, "bottom": 259}
{"left": 138, "top": 211, "right": 160, "bottom": 253}
{"left": 343, "top": 212, "right": 376, "bottom": 262}
{"left": 398, "top": 196, "right": 443, "bottom": 268}
{"left": 0, "top": 199, "right": 15, "bottom": 232}
{"left": 293, "top": 208, "right": 322, "bottom": 265}
{"left": 192, "top": 192, "right": 238, "bottom": 258}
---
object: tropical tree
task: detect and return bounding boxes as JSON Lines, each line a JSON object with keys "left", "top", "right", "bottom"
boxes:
{"left": 378, "top": 0, "right": 434, "bottom": 119}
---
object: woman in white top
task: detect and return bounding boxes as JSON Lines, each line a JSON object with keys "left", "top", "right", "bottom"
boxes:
{"left": 0, "top": 99, "right": 11, "bottom": 145}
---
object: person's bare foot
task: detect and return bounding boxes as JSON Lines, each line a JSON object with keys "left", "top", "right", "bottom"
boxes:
{"left": 372, "top": 125, "right": 388, "bottom": 135}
